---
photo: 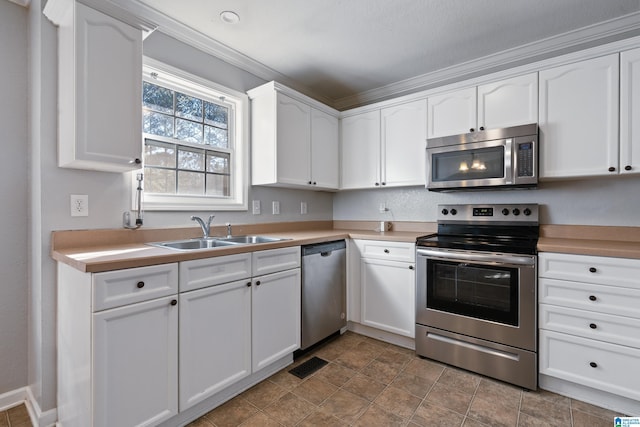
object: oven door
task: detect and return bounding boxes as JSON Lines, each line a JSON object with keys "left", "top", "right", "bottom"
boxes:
{"left": 416, "top": 247, "right": 536, "bottom": 351}
{"left": 426, "top": 138, "right": 511, "bottom": 190}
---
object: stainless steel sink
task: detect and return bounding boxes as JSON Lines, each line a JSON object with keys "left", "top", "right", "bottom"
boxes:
{"left": 215, "top": 235, "right": 290, "bottom": 244}
{"left": 147, "top": 238, "right": 241, "bottom": 251}
{"left": 147, "top": 235, "right": 289, "bottom": 251}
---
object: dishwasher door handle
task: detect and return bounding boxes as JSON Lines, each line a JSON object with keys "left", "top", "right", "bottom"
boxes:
{"left": 320, "top": 251, "right": 333, "bottom": 257}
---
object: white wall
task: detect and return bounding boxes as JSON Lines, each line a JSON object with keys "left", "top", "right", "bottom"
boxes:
{"left": 0, "top": 0, "right": 28, "bottom": 396}
{"left": 333, "top": 176, "right": 640, "bottom": 226}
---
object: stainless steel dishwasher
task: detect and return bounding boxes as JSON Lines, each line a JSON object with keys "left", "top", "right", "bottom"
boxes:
{"left": 300, "top": 240, "right": 347, "bottom": 350}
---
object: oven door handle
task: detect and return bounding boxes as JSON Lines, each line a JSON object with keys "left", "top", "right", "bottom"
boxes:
{"left": 416, "top": 248, "right": 536, "bottom": 266}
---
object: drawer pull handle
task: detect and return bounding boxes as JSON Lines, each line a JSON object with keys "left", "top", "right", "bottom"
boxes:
{"left": 589, "top": 323, "right": 597, "bottom": 329}
{"left": 256, "top": 280, "right": 261, "bottom": 286}
{"left": 384, "top": 249, "right": 390, "bottom": 254}
{"left": 137, "top": 281, "right": 145, "bottom": 289}
{"left": 589, "top": 362, "right": 598, "bottom": 368}
{"left": 589, "top": 267, "right": 597, "bottom": 273}
{"left": 170, "top": 299, "right": 177, "bottom": 306}
{"left": 246, "top": 282, "right": 252, "bottom": 287}
{"left": 409, "top": 265, "right": 414, "bottom": 270}
{"left": 589, "top": 295, "right": 597, "bottom": 301}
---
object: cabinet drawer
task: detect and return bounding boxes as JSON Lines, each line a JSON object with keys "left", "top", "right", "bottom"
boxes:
{"left": 540, "top": 304, "right": 640, "bottom": 348}
{"left": 93, "top": 263, "right": 178, "bottom": 311}
{"left": 540, "top": 330, "right": 640, "bottom": 401}
{"left": 180, "top": 253, "right": 252, "bottom": 292}
{"left": 252, "top": 246, "right": 300, "bottom": 276}
{"left": 539, "top": 252, "right": 640, "bottom": 289}
{"left": 539, "top": 278, "right": 640, "bottom": 319}
{"left": 355, "top": 240, "right": 415, "bottom": 262}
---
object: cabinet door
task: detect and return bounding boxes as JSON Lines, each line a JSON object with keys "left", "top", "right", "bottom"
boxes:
{"left": 59, "top": 3, "right": 142, "bottom": 172}
{"left": 427, "top": 87, "right": 476, "bottom": 138}
{"left": 179, "top": 280, "right": 251, "bottom": 410}
{"left": 539, "top": 54, "right": 619, "bottom": 178}
{"left": 620, "top": 48, "right": 640, "bottom": 175}
{"left": 276, "top": 93, "right": 311, "bottom": 185}
{"left": 340, "top": 110, "right": 381, "bottom": 189}
{"left": 382, "top": 99, "right": 427, "bottom": 187}
{"left": 478, "top": 73, "right": 538, "bottom": 130}
{"left": 310, "top": 108, "right": 340, "bottom": 189}
{"left": 360, "top": 258, "right": 415, "bottom": 337}
{"left": 252, "top": 269, "right": 301, "bottom": 371}
{"left": 93, "top": 295, "right": 178, "bottom": 427}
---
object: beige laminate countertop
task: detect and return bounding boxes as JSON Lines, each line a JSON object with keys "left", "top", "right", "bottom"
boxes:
{"left": 52, "top": 221, "right": 431, "bottom": 273}
{"left": 52, "top": 222, "right": 640, "bottom": 273}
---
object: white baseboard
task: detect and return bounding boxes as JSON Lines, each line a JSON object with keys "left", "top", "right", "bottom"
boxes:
{"left": 0, "top": 386, "right": 57, "bottom": 427}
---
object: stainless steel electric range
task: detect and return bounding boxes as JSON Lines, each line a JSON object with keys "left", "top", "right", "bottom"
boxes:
{"left": 415, "top": 203, "right": 539, "bottom": 390}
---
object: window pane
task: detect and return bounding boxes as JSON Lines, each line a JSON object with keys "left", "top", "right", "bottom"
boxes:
{"left": 177, "top": 171, "right": 204, "bottom": 194}
{"left": 207, "top": 152, "right": 230, "bottom": 174}
{"left": 143, "top": 111, "right": 174, "bottom": 137}
{"left": 175, "top": 118, "right": 203, "bottom": 144}
{"left": 143, "top": 82, "right": 174, "bottom": 114}
{"left": 204, "top": 125, "right": 228, "bottom": 148}
{"left": 206, "top": 174, "right": 230, "bottom": 197}
{"left": 204, "top": 101, "right": 228, "bottom": 129}
{"left": 178, "top": 147, "right": 205, "bottom": 171}
{"left": 144, "top": 141, "right": 176, "bottom": 168}
{"left": 176, "top": 92, "right": 203, "bottom": 122}
{"left": 144, "top": 167, "right": 176, "bottom": 194}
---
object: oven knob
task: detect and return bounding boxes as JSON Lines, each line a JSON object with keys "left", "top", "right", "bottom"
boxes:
{"left": 450, "top": 208, "right": 457, "bottom": 215}
{"left": 512, "top": 208, "right": 520, "bottom": 216}
{"left": 502, "top": 208, "right": 509, "bottom": 216}
{"left": 441, "top": 209, "right": 449, "bottom": 215}
{"left": 523, "top": 208, "right": 532, "bottom": 216}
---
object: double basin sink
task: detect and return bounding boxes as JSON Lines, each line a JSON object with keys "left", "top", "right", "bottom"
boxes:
{"left": 148, "top": 235, "right": 289, "bottom": 251}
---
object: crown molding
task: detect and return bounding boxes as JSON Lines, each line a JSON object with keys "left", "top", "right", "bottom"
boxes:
{"left": 333, "top": 11, "right": 640, "bottom": 110}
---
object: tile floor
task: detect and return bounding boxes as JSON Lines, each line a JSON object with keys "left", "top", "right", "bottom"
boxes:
{"left": 0, "top": 403, "right": 31, "bottom": 427}
{"left": 189, "top": 331, "right": 624, "bottom": 427}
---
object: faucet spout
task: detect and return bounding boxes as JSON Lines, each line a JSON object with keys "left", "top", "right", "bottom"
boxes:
{"left": 226, "top": 223, "right": 232, "bottom": 238}
{"left": 191, "top": 215, "right": 215, "bottom": 238}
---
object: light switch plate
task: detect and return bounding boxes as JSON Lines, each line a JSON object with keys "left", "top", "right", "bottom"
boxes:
{"left": 272, "top": 201, "right": 280, "bottom": 215}
{"left": 252, "top": 200, "right": 261, "bottom": 215}
{"left": 300, "top": 202, "right": 307, "bottom": 215}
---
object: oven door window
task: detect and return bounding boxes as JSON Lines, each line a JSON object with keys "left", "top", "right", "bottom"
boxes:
{"left": 426, "top": 259, "right": 519, "bottom": 326}
{"left": 431, "top": 145, "right": 504, "bottom": 182}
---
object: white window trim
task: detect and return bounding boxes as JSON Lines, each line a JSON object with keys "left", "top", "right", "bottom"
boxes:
{"left": 138, "top": 57, "right": 248, "bottom": 211}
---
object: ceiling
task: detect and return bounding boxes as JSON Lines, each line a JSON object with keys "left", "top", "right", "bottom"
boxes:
{"left": 134, "top": 0, "right": 640, "bottom": 109}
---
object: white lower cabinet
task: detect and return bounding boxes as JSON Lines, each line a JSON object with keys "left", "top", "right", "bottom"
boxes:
{"left": 349, "top": 240, "right": 415, "bottom": 338}
{"left": 179, "top": 280, "right": 251, "bottom": 410}
{"left": 538, "top": 252, "right": 640, "bottom": 403}
{"left": 252, "top": 268, "right": 301, "bottom": 371}
{"left": 58, "top": 246, "right": 301, "bottom": 427}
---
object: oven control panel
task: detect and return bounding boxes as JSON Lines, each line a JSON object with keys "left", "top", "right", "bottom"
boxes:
{"left": 438, "top": 204, "right": 539, "bottom": 224}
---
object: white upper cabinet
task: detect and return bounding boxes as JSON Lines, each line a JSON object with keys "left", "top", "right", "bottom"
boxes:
{"left": 620, "top": 47, "right": 640, "bottom": 175}
{"left": 428, "top": 73, "right": 538, "bottom": 139}
{"left": 340, "top": 110, "right": 381, "bottom": 189}
{"left": 477, "top": 73, "right": 538, "bottom": 130}
{"left": 539, "top": 54, "right": 619, "bottom": 178}
{"left": 44, "top": 1, "right": 143, "bottom": 172}
{"left": 382, "top": 99, "right": 427, "bottom": 187}
{"left": 340, "top": 99, "right": 426, "bottom": 189}
{"left": 427, "top": 87, "right": 476, "bottom": 138}
{"left": 248, "top": 82, "right": 340, "bottom": 190}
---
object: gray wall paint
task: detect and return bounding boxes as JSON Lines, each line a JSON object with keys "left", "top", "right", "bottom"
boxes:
{"left": 0, "top": 0, "right": 28, "bottom": 396}
{"left": 333, "top": 177, "right": 640, "bottom": 226}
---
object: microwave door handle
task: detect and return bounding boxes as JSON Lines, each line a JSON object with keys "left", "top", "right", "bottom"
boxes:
{"left": 504, "top": 138, "right": 513, "bottom": 184}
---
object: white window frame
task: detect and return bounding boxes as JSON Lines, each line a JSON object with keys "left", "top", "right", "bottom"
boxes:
{"left": 138, "top": 57, "right": 248, "bottom": 211}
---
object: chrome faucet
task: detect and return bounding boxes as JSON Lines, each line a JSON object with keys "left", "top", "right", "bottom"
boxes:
{"left": 191, "top": 215, "right": 215, "bottom": 239}
{"left": 226, "top": 223, "right": 232, "bottom": 238}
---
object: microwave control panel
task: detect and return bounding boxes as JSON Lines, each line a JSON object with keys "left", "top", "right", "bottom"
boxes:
{"left": 516, "top": 141, "right": 535, "bottom": 177}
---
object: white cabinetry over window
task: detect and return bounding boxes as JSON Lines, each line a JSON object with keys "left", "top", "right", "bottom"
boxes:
{"left": 620, "top": 47, "right": 640, "bottom": 175}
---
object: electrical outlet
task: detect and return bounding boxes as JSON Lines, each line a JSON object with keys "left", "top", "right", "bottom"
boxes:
{"left": 300, "top": 201, "right": 308, "bottom": 215}
{"left": 272, "top": 201, "right": 280, "bottom": 215}
{"left": 252, "top": 200, "right": 261, "bottom": 215}
{"left": 70, "top": 194, "right": 89, "bottom": 217}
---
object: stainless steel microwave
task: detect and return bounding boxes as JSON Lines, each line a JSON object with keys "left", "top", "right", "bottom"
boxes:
{"left": 426, "top": 123, "right": 538, "bottom": 191}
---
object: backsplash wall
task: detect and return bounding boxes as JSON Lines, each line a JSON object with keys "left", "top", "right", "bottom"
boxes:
{"left": 333, "top": 176, "right": 640, "bottom": 226}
